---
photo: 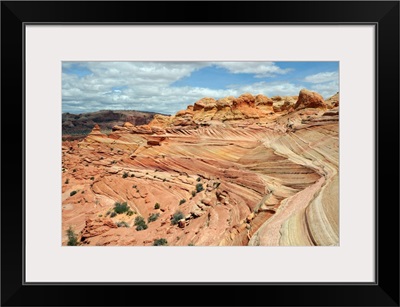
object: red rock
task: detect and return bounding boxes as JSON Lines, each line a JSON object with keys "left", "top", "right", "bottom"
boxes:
{"left": 193, "top": 97, "right": 217, "bottom": 111}
{"left": 294, "top": 89, "right": 326, "bottom": 110}
{"left": 178, "top": 219, "right": 186, "bottom": 228}
{"left": 123, "top": 122, "right": 134, "bottom": 128}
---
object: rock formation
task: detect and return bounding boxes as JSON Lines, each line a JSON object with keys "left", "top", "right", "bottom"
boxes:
{"left": 62, "top": 89, "right": 339, "bottom": 246}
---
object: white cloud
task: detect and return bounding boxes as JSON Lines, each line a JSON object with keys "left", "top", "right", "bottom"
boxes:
{"left": 304, "top": 71, "right": 338, "bottom": 83}
{"left": 309, "top": 81, "right": 339, "bottom": 99}
{"left": 214, "top": 62, "right": 291, "bottom": 77}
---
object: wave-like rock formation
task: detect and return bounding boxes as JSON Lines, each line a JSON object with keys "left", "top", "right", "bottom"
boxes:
{"left": 62, "top": 89, "right": 339, "bottom": 246}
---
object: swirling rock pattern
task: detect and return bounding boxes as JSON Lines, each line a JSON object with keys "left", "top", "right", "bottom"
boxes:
{"left": 62, "top": 90, "right": 339, "bottom": 246}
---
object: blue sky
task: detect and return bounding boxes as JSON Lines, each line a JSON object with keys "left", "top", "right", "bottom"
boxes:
{"left": 62, "top": 61, "right": 339, "bottom": 114}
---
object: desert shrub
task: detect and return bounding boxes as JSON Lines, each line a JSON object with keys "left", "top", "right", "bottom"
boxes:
{"left": 196, "top": 177, "right": 201, "bottom": 182}
{"left": 134, "top": 216, "right": 148, "bottom": 231}
{"left": 113, "top": 202, "right": 129, "bottom": 214}
{"left": 122, "top": 172, "right": 129, "bottom": 179}
{"left": 179, "top": 199, "right": 186, "bottom": 205}
{"left": 70, "top": 190, "right": 77, "bottom": 197}
{"left": 65, "top": 179, "right": 69, "bottom": 184}
{"left": 163, "top": 178, "right": 166, "bottom": 182}
{"left": 110, "top": 211, "right": 117, "bottom": 218}
{"left": 191, "top": 190, "right": 196, "bottom": 197}
{"left": 116, "top": 221, "right": 129, "bottom": 227}
{"left": 153, "top": 238, "right": 168, "bottom": 246}
{"left": 66, "top": 226, "right": 78, "bottom": 246}
{"left": 154, "top": 203, "right": 160, "bottom": 209}
{"left": 126, "top": 210, "right": 134, "bottom": 216}
{"left": 98, "top": 214, "right": 102, "bottom": 217}
{"left": 73, "top": 169, "right": 76, "bottom": 172}
{"left": 171, "top": 211, "right": 184, "bottom": 225}
{"left": 131, "top": 174, "right": 135, "bottom": 177}
{"left": 196, "top": 183, "right": 204, "bottom": 193}
{"left": 148, "top": 213, "right": 160, "bottom": 223}
{"left": 188, "top": 243, "right": 194, "bottom": 246}
{"left": 90, "top": 176, "right": 94, "bottom": 180}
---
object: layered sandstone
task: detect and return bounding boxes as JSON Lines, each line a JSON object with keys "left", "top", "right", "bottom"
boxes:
{"left": 62, "top": 90, "right": 339, "bottom": 246}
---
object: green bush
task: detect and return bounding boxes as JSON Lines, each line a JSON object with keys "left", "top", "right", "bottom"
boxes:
{"left": 66, "top": 226, "right": 78, "bottom": 246}
{"left": 153, "top": 238, "right": 168, "bottom": 246}
{"left": 122, "top": 172, "right": 129, "bottom": 179}
{"left": 171, "top": 211, "right": 184, "bottom": 225}
{"left": 179, "top": 199, "right": 186, "bottom": 205}
{"left": 134, "top": 216, "right": 148, "bottom": 231}
{"left": 196, "top": 183, "right": 204, "bottom": 193}
{"left": 116, "top": 221, "right": 129, "bottom": 227}
{"left": 148, "top": 213, "right": 160, "bottom": 223}
{"left": 113, "top": 202, "right": 130, "bottom": 214}
{"left": 154, "top": 203, "right": 160, "bottom": 209}
{"left": 70, "top": 190, "right": 77, "bottom": 197}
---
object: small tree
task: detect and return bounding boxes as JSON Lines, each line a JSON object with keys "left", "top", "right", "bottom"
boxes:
{"left": 113, "top": 202, "right": 130, "bottom": 214}
{"left": 153, "top": 238, "right": 168, "bottom": 246}
{"left": 66, "top": 226, "right": 78, "bottom": 246}
{"left": 134, "top": 216, "right": 148, "bottom": 231}
{"left": 148, "top": 213, "right": 160, "bottom": 223}
{"left": 195, "top": 183, "right": 204, "bottom": 193}
{"left": 116, "top": 221, "right": 129, "bottom": 227}
{"left": 171, "top": 211, "right": 184, "bottom": 225}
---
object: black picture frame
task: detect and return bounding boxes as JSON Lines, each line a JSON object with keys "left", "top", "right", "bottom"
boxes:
{"left": 1, "top": 1, "right": 399, "bottom": 306}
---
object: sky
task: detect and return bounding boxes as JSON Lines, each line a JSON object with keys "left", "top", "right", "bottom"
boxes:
{"left": 62, "top": 61, "right": 339, "bottom": 115}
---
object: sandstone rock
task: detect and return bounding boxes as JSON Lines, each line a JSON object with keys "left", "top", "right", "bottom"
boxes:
{"left": 112, "top": 125, "right": 127, "bottom": 132}
{"left": 131, "top": 125, "right": 153, "bottom": 134}
{"left": 80, "top": 218, "right": 117, "bottom": 241}
{"left": 201, "top": 198, "right": 213, "bottom": 206}
{"left": 123, "top": 122, "right": 134, "bottom": 128}
{"left": 294, "top": 89, "right": 326, "bottom": 110}
{"left": 325, "top": 92, "right": 339, "bottom": 108}
{"left": 178, "top": 219, "right": 186, "bottom": 228}
{"left": 147, "top": 136, "right": 166, "bottom": 146}
{"left": 193, "top": 97, "right": 217, "bottom": 111}
{"left": 216, "top": 96, "right": 235, "bottom": 109}
{"left": 63, "top": 89, "right": 337, "bottom": 247}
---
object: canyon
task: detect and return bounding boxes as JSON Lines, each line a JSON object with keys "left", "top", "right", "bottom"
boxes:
{"left": 62, "top": 89, "right": 339, "bottom": 246}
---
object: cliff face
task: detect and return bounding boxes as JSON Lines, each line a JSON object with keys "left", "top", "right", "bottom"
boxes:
{"left": 62, "top": 89, "right": 339, "bottom": 246}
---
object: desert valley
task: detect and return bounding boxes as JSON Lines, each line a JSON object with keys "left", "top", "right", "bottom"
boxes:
{"left": 62, "top": 89, "right": 339, "bottom": 246}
